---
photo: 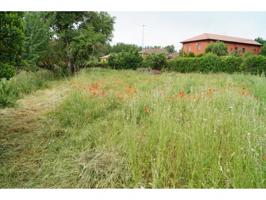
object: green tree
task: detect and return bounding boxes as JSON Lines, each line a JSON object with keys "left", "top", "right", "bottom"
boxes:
{"left": 143, "top": 53, "right": 167, "bottom": 70}
{"left": 255, "top": 37, "right": 266, "bottom": 45}
{"left": 260, "top": 44, "right": 266, "bottom": 56}
{"left": 205, "top": 41, "right": 228, "bottom": 56}
{"left": 47, "top": 12, "right": 114, "bottom": 73}
{"left": 70, "top": 25, "right": 107, "bottom": 68}
{"left": 111, "top": 43, "right": 141, "bottom": 53}
{"left": 164, "top": 45, "right": 175, "bottom": 53}
{"left": 0, "top": 12, "right": 25, "bottom": 67}
{"left": 108, "top": 50, "right": 142, "bottom": 70}
{"left": 23, "top": 12, "right": 51, "bottom": 69}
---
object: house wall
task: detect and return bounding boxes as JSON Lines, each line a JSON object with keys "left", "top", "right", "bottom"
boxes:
{"left": 182, "top": 40, "right": 261, "bottom": 55}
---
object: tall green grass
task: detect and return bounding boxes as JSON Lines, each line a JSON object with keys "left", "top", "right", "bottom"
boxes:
{"left": 24, "top": 69, "right": 265, "bottom": 188}
{"left": 0, "top": 70, "right": 57, "bottom": 107}
{"left": 1, "top": 69, "right": 265, "bottom": 188}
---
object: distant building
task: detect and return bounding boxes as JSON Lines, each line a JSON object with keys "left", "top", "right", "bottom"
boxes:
{"left": 167, "top": 52, "right": 179, "bottom": 60}
{"left": 99, "top": 55, "right": 110, "bottom": 63}
{"left": 181, "top": 33, "right": 262, "bottom": 55}
{"left": 139, "top": 47, "right": 168, "bottom": 58}
{"left": 139, "top": 47, "right": 179, "bottom": 59}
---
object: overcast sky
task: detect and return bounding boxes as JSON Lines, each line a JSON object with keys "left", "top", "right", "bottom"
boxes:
{"left": 109, "top": 12, "right": 266, "bottom": 51}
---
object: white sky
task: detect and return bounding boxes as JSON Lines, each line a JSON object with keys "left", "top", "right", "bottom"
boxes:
{"left": 109, "top": 12, "right": 266, "bottom": 51}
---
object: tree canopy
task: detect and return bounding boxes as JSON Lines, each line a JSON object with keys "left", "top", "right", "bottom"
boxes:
{"left": 111, "top": 43, "right": 141, "bottom": 53}
{"left": 255, "top": 37, "right": 266, "bottom": 45}
{"left": 164, "top": 45, "right": 176, "bottom": 53}
{"left": 205, "top": 42, "right": 228, "bottom": 56}
{"left": 0, "top": 12, "right": 25, "bottom": 66}
{"left": 46, "top": 12, "right": 115, "bottom": 73}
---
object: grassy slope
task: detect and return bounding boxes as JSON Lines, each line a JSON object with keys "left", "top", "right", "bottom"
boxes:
{"left": 0, "top": 68, "right": 265, "bottom": 188}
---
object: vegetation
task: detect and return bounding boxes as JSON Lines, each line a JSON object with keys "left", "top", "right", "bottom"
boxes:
{"left": 164, "top": 45, "right": 176, "bottom": 53}
{"left": 1, "top": 12, "right": 266, "bottom": 189}
{"left": 0, "top": 63, "right": 16, "bottom": 79}
{"left": 142, "top": 53, "right": 167, "bottom": 70}
{"left": 0, "top": 12, "right": 25, "bottom": 69}
{"left": 45, "top": 12, "right": 114, "bottom": 73}
{"left": 255, "top": 37, "right": 266, "bottom": 45}
{"left": 168, "top": 53, "right": 266, "bottom": 75}
{"left": 22, "top": 12, "right": 51, "bottom": 70}
{"left": 0, "top": 68, "right": 265, "bottom": 188}
{"left": 0, "top": 70, "right": 57, "bottom": 107}
{"left": 111, "top": 43, "right": 141, "bottom": 53}
{"left": 108, "top": 51, "right": 143, "bottom": 69}
{"left": 0, "top": 11, "right": 114, "bottom": 78}
{"left": 205, "top": 42, "right": 228, "bottom": 56}
{"left": 260, "top": 44, "right": 266, "bottom": 56}
{"left": 255, "top": 37, "right": 266, "bottom": 56}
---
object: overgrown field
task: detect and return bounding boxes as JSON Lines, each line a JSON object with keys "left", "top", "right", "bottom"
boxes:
{"left": 0, "top": 68, "right": 266, "bottom": 188}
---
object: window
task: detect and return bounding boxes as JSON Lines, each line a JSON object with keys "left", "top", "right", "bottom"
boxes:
{"left": 235, "top": 47, "right": 238, "bottom": 50}
{"left": 242, "top": 48, "right": 245, "bottom": 53}
{"left": 196, "top": 43, "right": 201, "bottom": 50}
{"left": 188, "top": 45, "right": 191, "bottom": 52}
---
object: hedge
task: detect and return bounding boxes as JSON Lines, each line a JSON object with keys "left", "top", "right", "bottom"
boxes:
{"left": 167, "top": 54, "right": 266, "bottom": 75}
{"left": 242, "top": 55, "right": 266, "bottom": 75}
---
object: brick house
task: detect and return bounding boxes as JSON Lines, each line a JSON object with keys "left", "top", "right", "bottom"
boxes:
{"left": 181, "top": 33, "right": 262, "bottom": 55}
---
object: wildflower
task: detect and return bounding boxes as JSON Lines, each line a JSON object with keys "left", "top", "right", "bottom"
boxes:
{"left": 144, "top": 106, "right": 150, "bottom": 113}
{"left": 240, "top": 87, "right": 250, "bottom": 96}
{"left": 178, "top": 90, "right": 185, "bottom": 98}
{"left": 115, "top": 92, "right": 124, "bottom": 100}
{"left": 125, "top": 86, "right": 137, "bottom": 95}
{"left": 207, "top": 88, "right": 215, "bottom": 96}
{"left": 87, "top": 82, "right": 106, "bottom": 97}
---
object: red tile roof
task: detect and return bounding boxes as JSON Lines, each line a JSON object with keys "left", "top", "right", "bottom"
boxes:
{"left": 181, "top": 33, "right": 262, "bottom": 46}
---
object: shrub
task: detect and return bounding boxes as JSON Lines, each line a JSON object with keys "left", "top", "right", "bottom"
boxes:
{"left": 222, "top": 55, "right": 243, "bottom": 73}
{"left": 243, "top": 55, "right": 266, "bottom": 75}
{"left": 142, "top": 53, "right": 167, "bottom": 70}
{"left": 0, "top": 63, "right": 16, "bottom": 79}
{"left": 167, "top": 57, "right": 199, "bottom": 73}
{"left": 260, "top": 44, "right": 266, "bottom": 56}
{"left": 108, "top": 51, "right": 143, "bottom": 70}
{"left": 198, "top": 53, "right": 224, "bottom": 72}
{"left": 0, "top": 79, "right": 18, "bottom": 107}
{"left": 168, "top": 54, "right": 246, "bottom": 74}
{"left": 205, "top": 41, "right": 228, "bottom": 56}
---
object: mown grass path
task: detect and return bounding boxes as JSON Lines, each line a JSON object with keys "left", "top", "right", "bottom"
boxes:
{"left": 0, "top": 83, "right": 69, "bottom": 187}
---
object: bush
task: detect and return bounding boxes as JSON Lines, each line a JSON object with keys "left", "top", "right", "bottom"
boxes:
{"left": 260, "top": 44, "right": 266, "bottom": 56}
{"left": 142, "top": 53, "right": 167, "bottom": 70}
{"left": 222, "top": 55, "right": 243, "bottom": 73}
{"left": 167, "top": 57, "right": 199, "bottom": 73}
{"left": 243, "top": 55, "right": 266, "bottom": 75}
{"left": 205, "top": 41, "right": 228, "bottom": 56}
{"left": 0, "top": 63, "right": 16, "bottom": 79}
{"left": 168, "top": 53, "right": 266, "bottom": 75}
{"left": 198, "top": 53, "right": 224, "bottom": 72}
{"left": 108, "top": 51, "right": 143, "bottom": 70}
{"left": 0, "top": 79, "right": 18, "bottom": 107}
